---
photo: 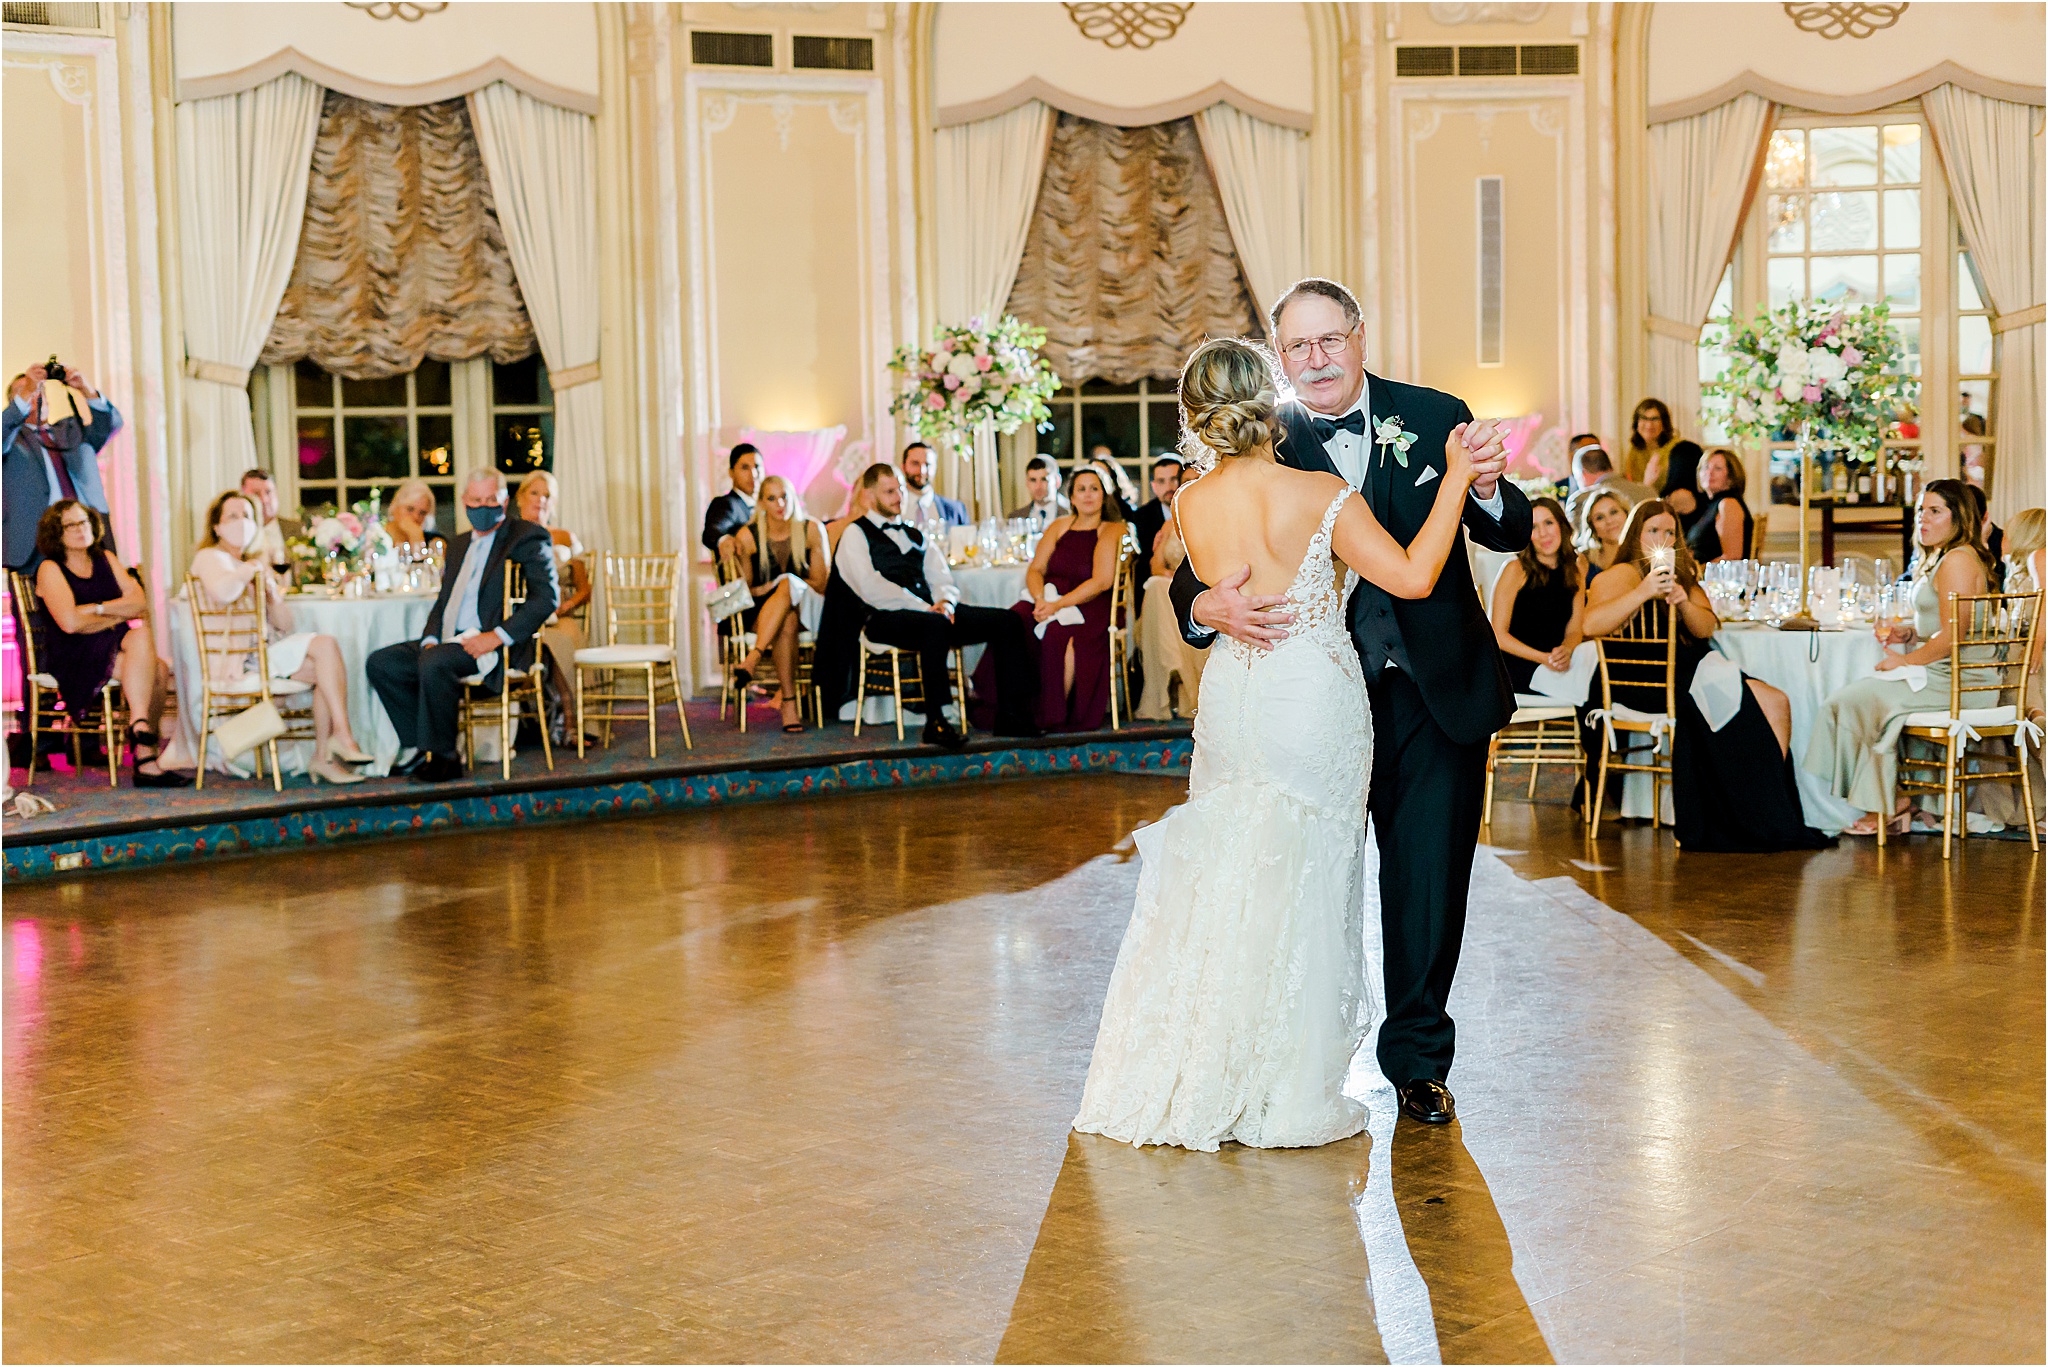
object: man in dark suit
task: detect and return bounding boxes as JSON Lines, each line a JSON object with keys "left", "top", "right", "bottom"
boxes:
{"left": 3, "top": 362, "right": 119, "bottom": 572}
{"left": 900, "top": 441, "right": 970, "bottom": 528}
{"left": 1171, "top": 278, "right": 1527, "bottom": 1127}
{"left": 1129, "top": 455, "right": 1183, "bottom": 566}
{"left": 701, "top": 442, "right": 762, "bottom": 558}
{"left": 367, "top": 469, "right": 558, "bottom": 783}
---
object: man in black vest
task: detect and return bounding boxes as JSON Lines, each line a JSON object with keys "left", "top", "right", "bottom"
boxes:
{"left": 829, "top": 462, "right": 1038, "bottom": 747}
{"left": 1171, "top": 278, "right": 1529, "bottom": 1127}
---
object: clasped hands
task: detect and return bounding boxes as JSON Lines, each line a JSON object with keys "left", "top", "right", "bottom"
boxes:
{"left": 1195, "top": 418, "right": 1511, "bottom": 649}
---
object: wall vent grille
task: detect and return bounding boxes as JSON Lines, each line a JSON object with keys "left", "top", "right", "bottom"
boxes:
{"left": 1396, "top": 43, "right": 1581, "bottom": 77}
{"left": 1478, "top": 176, "right": 1504, "bottom": 368}
{"left": 1518, "top": 44, "right": 1580, "bottom": 76}
{"left": 690, "top": 30, "right": 774, "bottom": 67}
{"left": 2, "top": 2, "right": 101, "bottom": 28}
{"left": 1395, "top": 45, "right": 1455, "bottom": 77}
{"left": 793, "top": 35, "right": 873, "bottom": 71}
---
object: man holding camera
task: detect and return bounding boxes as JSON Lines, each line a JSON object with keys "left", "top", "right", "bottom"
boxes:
{"left": 3, "top": 360, "right": 120, "bottom": 572}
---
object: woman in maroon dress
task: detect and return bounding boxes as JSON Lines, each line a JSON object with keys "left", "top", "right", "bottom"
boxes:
{"left": 1022, "top": 467, "right": 1124, "bottom": 731}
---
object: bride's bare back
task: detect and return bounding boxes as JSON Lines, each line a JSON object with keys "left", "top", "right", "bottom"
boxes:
{"left": 1176, "top": 439, "right": 1475, "bottom": 606}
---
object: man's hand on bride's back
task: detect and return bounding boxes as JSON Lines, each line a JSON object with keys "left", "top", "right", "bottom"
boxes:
{"left": 1193, "top": 565, "right": 1294, "bottom": 650}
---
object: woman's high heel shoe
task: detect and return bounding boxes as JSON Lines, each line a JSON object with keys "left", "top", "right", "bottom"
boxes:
{"left": 324, "top": 737, "right": 374, "bottom": 765}
{"left": 310, "top": 757, "right": 369, "bottom": 785}
{"left": 128, "top": 724, "right": 194, "bottom": 788}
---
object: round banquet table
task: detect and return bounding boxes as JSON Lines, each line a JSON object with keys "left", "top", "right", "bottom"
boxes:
{"left": 1710, "top": 623, "right": 1886, "bottom": 833}
{"left": 165, "top": 589, "right": 436, "bottom": 777}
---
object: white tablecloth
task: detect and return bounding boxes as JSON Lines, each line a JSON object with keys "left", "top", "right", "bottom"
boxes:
{"left": 167, "top": 591, "right": 435, "bottom": 777}
{"left": 949, "top": 565, "right": 1029, "bottom": 676}
{"left": 1712, "top": 624, "right": 1885, "bottom": 833}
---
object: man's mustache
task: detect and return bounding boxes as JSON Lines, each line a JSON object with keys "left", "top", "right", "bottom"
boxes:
{"left": 1297, "top": 363, "right": 1345, "bottom": 385}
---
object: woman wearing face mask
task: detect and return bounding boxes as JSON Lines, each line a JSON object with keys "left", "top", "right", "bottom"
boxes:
{"left": 1807, "top": 481, "right": 1997, "bottom": 836}
{"left": 729, "top": 474, "right": 828, "bottom": 732}
{"left": 31, "top": 501, "right": 191, "bottom": 785}
{"left": 189, "top": 491, "right": 371, "bottom": 784}
{"left": 1581, "top": 500, "right": 1826, "bottom": 851}
{"left": 383, "top": 479, "right": 442, "bottom": 553}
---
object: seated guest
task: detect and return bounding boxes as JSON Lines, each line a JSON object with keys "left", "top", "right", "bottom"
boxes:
{"left": 1085, "top": 449, "right": 1141, "bottom": 523}
{"left": 384, "top": 478, "right": 442, "bottom": 554}
{"left": 1011, "top": 467, "right": 1123, "bottom": 732}
{"left": 1489, "top": 496, "right": 1583, "bottom": 694}
{"left": 1007, "top": 456, "right": 1071, "bottom": 527}
{"left": 1574, "top": 489, "right": 1629, "bottom": 578}
{"left": 900, "top": 442, "right": 970, "bottom": 530}
{"left": 1129, "top": 456, "right": 1182, "bottom": 567}
{"left": 238, "top": 468, "right": 300, "bottom": 572}
{"left": 2005, "top": 506, "right": 2045, "bottom": 595}
{"left": 1564, "top": 439, "right": 1654, "bottom": 531}
{"left": 1656, "top": 439, "right": 1706, "bottom": 527}
{"left": 1136, "top": 495, "right": 1206, "bottom": 720}
{"left": 731, "top": 474, "right": 830, "bottom": 733}
{"left": 1686, "top": 448, "right": 1753, "bottom": 563}
{"left": 1628, "top": 397, "right": 1680, "bottom": 487}
{"left": 3, "top": 361, "right": 118, "bottom": 574}
{"left": 1959, "top": 480, "right": 2005, "bottom": 580}
{"left": 1583, "top": 500, "right": 1823, "bottom": 852}
{"left": 366, "top": 469, "right": 558, "bottom": 784}
{"left": 515, "top": 471, "right": 591, "bottom": 745}
{"left": 829, "top": 462, "right": 1038, "bottom": 747}
{"left": 1807, "top": 481, "right": 1995, "bottom": 836}
{"left": 701, "top": 442, "right": 761, "bottom": 558}
{"left": 826, "top": 475, "right": 882, "bottom": 557}
{"left": 191, "top": 490, "right": 371, "bottom": 785}
{"left": 31, "top": 502, "right": 189, "bottom": 786}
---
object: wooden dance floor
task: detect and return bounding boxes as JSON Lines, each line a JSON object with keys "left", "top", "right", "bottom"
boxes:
{"left": 4, "top": 776, "right": 2040, "bottom": 1361}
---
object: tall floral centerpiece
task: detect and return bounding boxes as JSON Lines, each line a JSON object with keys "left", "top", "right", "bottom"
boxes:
{"left": 293, "top": 492, "right": 396, "bottom": 590}
{"left": 1712, "top": 301, "right": 1917, "bottom": 578}
{"left": 888, "top": 315, "right": 1060, "bottom": 519}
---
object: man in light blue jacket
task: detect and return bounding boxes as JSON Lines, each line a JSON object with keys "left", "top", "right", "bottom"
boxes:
{"left": 4, "top": 361, "right": 120, "bottom": 572}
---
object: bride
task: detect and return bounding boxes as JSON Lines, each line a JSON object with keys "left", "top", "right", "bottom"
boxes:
{"left": 1072, "top": 338, "right": 1476, "bottom": 1151}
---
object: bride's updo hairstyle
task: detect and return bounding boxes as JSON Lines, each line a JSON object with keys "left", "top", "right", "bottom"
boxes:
{"left": 1178, "top": 338, "right": 1280, "bottom": 468}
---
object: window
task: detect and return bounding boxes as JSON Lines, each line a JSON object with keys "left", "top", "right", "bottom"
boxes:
{"left": 1697, "top": 264, "right": 1736, "bottom": 446}
{"left": 1956, "top": 233, "right": 1997, "bottom": 491}
{"left": 489, "top": 355, "right": 554, "bottom": 476}
{"left": 1036, "top": 378, "right": 1184, "bottom": 495}
{"left": 291, "top": 359, "right": 455, "bottom": 514}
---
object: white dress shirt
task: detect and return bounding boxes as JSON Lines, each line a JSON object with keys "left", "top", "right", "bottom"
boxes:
{"left": 1321, "top": 378, "right": 1506, "bottom": 518}
{"left": 834, "top": 512, "right": 959, "bottom": 613}
{"left": 422, "top": 524, "right": 513, "bottom": 648}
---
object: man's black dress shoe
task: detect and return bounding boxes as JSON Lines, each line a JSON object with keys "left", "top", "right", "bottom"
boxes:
{"left": 388, "top": 749, "right": 429, "bottom": 777}
{"left": 1398, "top": 1079, "right": 1457, "bottom": 1125}
{"left": 921, "top": 719, "right": 968, "bottom": 751}
{"left": 409, "top": 754, "right": 466, "bottom": 784}
{"left": 991, "top": 721, "right": 1044, "bottom": 739}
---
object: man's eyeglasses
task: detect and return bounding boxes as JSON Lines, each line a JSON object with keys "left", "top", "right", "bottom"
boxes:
{"left": 1278, "top": 330, "right": 1356, "bottom": 363}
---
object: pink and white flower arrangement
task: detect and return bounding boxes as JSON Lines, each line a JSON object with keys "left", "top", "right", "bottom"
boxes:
{"left": 1709, "top": 301, "right": 1917, "bottom": 460}
{"left": 888, "top": 315, "right": 1059, "bottom": 452}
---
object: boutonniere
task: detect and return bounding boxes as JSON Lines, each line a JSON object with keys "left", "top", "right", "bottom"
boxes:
{"left": 1374, "top": 416, "right": 1418, "bottom": 468}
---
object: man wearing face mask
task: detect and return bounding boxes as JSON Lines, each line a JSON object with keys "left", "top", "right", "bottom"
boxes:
{"left": 366, "top": 468, "right": 558, "bottom": 783}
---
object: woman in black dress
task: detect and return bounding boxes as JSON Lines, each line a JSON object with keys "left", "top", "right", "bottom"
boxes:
{"left": 1489, "top": 496, "right": 1583, "bottom": 693}
{"left": 1686, "top": 447, "right": 1754, "bottom": 563}
{"left": 1658, "top": 439, "right": 1707, "bottom": 533}
{"left": 29, "top": 501, "right": 190, "bottom": 785}
{"left": 1583, "top": 501, "right": 1827, "bottom": 852}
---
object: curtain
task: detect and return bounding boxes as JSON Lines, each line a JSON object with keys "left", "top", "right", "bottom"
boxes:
{"left": 935, "top": 101, "right": 1054, "bottom": 516}
{"left": 1006, "top": 114, "right": 1262, "bottom": 387}
{"left": 176, "top": 73, "right": 323, "bottom": 528}
{"left": 261, "top": 92, "right": 535, "bottom": 379}
{"left": 1924, "top": 87, "right": 2046, "bottom": 524}
{"left": 466, "top": 82, "right": 609, "bottom": 555}
{"left": 1193, "top": 104, "right": 1309, "bottom": 331}
{"left": 1644, "top": 94, "right": 1774, "bottom": 443}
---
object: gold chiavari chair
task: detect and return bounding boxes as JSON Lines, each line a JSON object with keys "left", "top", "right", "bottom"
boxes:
{"left": 8, "top": 570, "right": 123, "bottom": 786}
{"left": 1105, "top": 550, "right": 1138, "bottom": 730}
{"left": 456, "top": 561, "right": 555, "bottom": 780}
{"left": 574, "top": 551, "right": 691, "bottom": 758}
{"left": 1587, "top": 601, "right": 1678, "bottom": 840}
{"left": 185, "top": 573, "right": 317, "bottom": 792}
{"left": 714, "top": 553, "right": 824, "bottom": 732}
{"left": 1888, "top": 589, "right": 2042, "bottom": 857}
{"left": 1484, "top": 693, "right": 1585, "bottom": 827}
{"left": 853, "top": 634, "right": 969, "bottom": 742}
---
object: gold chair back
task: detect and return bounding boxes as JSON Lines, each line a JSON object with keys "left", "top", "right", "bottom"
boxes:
{"left": 9, "top": 570, "right": 47, "bottom": 683}
{"left": 603, "top": 551, "right": 684, "bottom": 650}
{"left": 1944, "top": 590, "right": 2041, "bottom": 716}
{"left": 1593, "top": 599, "right": 1679, "bottom": 720}
{"left": 186, "top": 572, "right": 278, "bottom": 695}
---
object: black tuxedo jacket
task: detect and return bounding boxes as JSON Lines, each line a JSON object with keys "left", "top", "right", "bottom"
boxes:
{"left": 1170, "top": 376, "right": 1532, "bottom": 746}
{"left": 1131, "top": 499, "right": 1169, "bottom": 565}
{"left": 701, "top": 491, "right": 752, "bottom": 555}
{"left": 424, "top": 515, "right": 560, "bottom": 682}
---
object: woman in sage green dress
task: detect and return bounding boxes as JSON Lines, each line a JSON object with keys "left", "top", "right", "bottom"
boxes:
{"left": 1805, "top": 481, "right": 1994, "bottom": 836}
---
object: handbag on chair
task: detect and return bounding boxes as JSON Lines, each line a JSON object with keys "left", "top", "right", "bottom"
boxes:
{"left": 707, "top": 576, "right": 752, "bottom": 624}
{"left": 210, "top": 698, "right": 287, "bottom": 760}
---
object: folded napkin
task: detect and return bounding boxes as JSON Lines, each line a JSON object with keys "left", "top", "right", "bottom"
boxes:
{"left": 1527, "top": 640, "right": 1598, "bottom": 705}
{"left": 1868, "top": 660, "right": 1930, "bottom": 692}
{"left": 1034, "top": 585, "right": 1085, "bottom": 639}
{"left": 1689, "top": 650, "right": 1745, "bottom": 732}
{"left": 453, "top": 629, "right": 500, "bottom": 683}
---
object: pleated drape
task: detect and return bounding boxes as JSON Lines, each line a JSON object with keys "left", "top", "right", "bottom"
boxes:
{"left": 1193, "top": 104, "right": 1309, "bottom": 330}
{"left": 1923, "top": 86, "right": 2046, "bottom": 523}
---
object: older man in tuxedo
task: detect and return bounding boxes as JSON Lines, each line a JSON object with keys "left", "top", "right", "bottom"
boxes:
{"left": 1172, "top": 277, "right": 1527, "bottom": 1127}
{"left": 367, "top": 468, "right": 558, "bottom": 783}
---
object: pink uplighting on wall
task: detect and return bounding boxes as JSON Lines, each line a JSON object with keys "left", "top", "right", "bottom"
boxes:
{"left": 732, "top": 426, "right": 849, "bottom": 518}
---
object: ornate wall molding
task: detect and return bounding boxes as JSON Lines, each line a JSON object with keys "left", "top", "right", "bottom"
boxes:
{"left": 936, "top": 75, "right": 1311, "bottom": 130}
{"left": 1426, "top": 3, "right": 1548, "bottom": 25}
{"left": 1648, "top": 58, "right": 2046, "bottom": 123}
{"left": 343, "top": 1, "right": 450, "bottom": 21}
{"left": 1062, "top": 3, "right": 1193, "bottom": 50}
{"left": 1781, "top": 3, "right": 1908, "bottom": 40}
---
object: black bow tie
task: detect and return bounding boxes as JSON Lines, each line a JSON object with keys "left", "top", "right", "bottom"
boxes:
{"left": 881, "top": 521, "right": 912, "bottom": 532}
{"left": 1309, "top": 411, "right": 1369, "bottom": 442}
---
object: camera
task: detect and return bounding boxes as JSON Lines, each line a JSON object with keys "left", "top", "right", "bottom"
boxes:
{"left": 44, "top": 355, "right": 67, "bottom": 384}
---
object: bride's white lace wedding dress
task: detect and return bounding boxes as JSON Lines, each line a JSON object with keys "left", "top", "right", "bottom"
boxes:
{"left": 1073, "top": 490, "right": 1373, "bottom": 1151}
